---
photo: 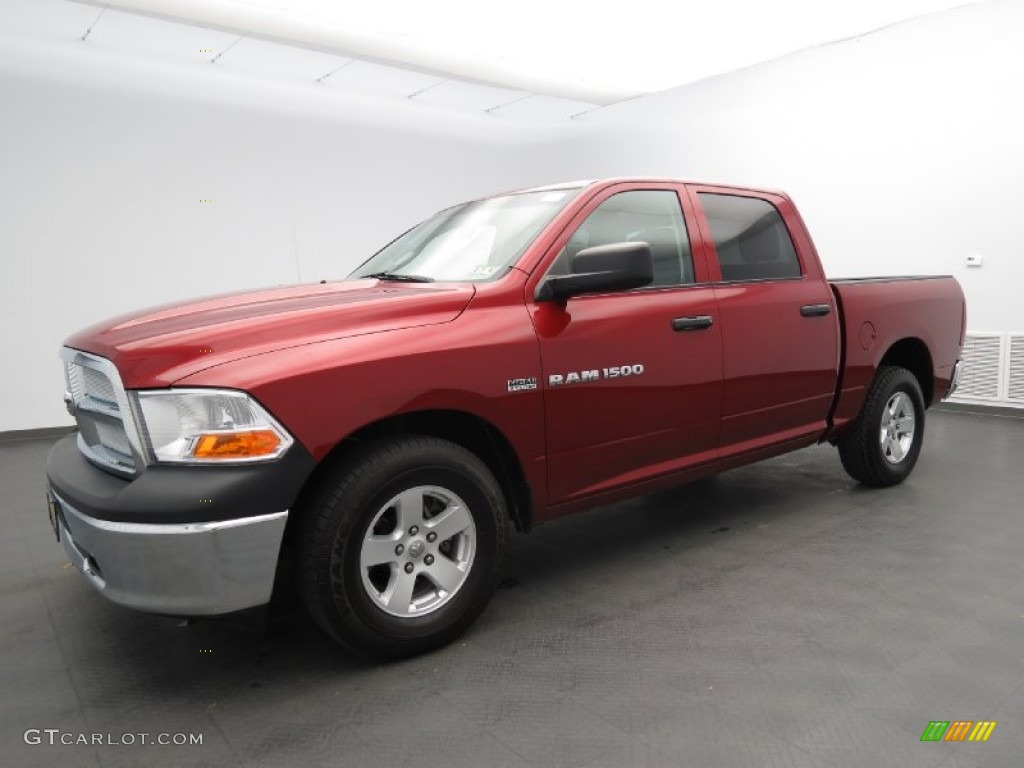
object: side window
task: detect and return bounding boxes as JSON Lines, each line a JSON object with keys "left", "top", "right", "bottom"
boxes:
{"left": 549, "top": 190, "right": 694, "bottom": 286}
{"left": 697, "top": 193, "right": 801, "bottom": 281}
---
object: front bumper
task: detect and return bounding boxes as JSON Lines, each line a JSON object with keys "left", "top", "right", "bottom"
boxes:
{"left": 50, "top": 489, "right": 287, "bottom": 615}
{"left": 46, "top": 433, "right": 315, "bottom": 616}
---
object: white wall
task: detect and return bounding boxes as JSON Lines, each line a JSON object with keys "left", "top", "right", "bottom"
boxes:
{"left": 0, "top": 32, "right": 580, "bottom": 432}
{"left": 568, "top": 0, "right": 1024, "bottom": 335}
{"left": 4, "top": 0, "right": 1022, "bottom": 431}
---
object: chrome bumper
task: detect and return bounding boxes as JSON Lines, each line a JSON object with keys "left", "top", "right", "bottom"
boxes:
{"left": 944, "top": 359, "right": 964, "bottom": 399}
{"left": 51, "top": 490, "right": 287, "bottom": 616}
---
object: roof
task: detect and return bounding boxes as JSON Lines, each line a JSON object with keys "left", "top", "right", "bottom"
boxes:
{"left": 510, "top": 178, "right": 787, "bottom": 197}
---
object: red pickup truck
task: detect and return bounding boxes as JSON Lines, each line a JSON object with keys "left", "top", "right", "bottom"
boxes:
{"left": 46, "top": 178, "right": 965, "bottom": 658}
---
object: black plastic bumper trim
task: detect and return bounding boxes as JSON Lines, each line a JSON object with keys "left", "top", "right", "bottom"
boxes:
{"left": 46, "top": 434, "right": 316, "bottom": 525}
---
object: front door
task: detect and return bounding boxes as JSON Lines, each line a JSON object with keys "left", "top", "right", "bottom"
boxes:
{"left": 528, "top": 184, "right": 724, "bottom": 504}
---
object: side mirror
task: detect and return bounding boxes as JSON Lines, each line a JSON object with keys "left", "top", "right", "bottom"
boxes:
{"left": 536, "top": 242, "right": 653, "bottom": 302}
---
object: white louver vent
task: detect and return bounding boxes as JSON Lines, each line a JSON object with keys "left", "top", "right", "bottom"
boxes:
{"left": 955, "top": 333, "right": 1003, "bottom": 401}
{"left": 1008, "top": 334, "right": 1024, "bottom": 404}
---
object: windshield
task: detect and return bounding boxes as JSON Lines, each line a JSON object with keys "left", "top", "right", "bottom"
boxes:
{"left": 350, "top": 189, "right": 580, "bottom": 283}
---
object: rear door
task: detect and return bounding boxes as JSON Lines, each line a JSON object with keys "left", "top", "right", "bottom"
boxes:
{"left": 686, "top": 185, "right": 839, "bottom": 453}
{"left": 527, "top": 183, "right": 723, "bottom": 504}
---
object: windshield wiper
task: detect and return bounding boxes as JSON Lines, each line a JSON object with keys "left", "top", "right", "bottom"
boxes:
{"left": 363, "top": 271, "right": 434, "bottom": 283}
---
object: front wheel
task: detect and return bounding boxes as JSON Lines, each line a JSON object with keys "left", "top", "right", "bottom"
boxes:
{"left": 296, "top": 436, "right": 506, "bottom": 659}
{"left": 837, "top": 365, "right": 926, "bottom": 487}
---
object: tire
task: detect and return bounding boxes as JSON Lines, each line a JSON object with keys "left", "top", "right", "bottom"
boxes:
{"left": 296, "top": 436, "right": 506, "bottom": 659}
{"left": 837, "top": 365, "right": 926, "bottom": 487}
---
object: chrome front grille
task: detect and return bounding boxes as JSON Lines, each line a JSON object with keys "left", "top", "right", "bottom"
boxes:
{"left": 81, "top": 366, "right": 117, "bottom": 406}
{"left": 62, "top": 348, "right": 143, "bottom": 477}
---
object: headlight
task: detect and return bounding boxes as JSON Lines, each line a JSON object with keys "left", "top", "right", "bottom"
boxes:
{"left": 133, "top": 389, "right": 294, "bottom": 464}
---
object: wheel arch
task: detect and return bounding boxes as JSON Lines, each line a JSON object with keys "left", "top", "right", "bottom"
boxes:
{"left": 291, "top": 409, "right": 533, "bottom": 537}
{"left": 878, "top": 337, "right": 934, "bottom": 405}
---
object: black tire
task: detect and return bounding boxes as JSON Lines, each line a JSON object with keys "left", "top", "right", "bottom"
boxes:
{"left": 837, "top": 365, "right": 926, "bottom": 487}
{"left": 296, "top": 436, "right": 506, "bottom": 659}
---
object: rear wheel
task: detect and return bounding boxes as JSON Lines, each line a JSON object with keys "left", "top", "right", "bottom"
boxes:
{"left": 297, "top": 436, "right": 506, "bottom": 659}
{"left": 837, "top": 365, "right": 925, "bottom": 487}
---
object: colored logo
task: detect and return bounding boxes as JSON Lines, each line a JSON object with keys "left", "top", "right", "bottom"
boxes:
{"left": 920, "top": 721, "right": 997, "bottom": 742}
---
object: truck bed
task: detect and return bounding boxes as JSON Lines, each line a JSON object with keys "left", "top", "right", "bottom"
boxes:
{"left": 827, "top": 274, "right": 965, "bottom": 435}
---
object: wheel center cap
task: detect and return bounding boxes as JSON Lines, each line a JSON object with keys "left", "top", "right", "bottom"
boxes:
{"left": 407, "top": 540, "right": 426, "bottom": 559}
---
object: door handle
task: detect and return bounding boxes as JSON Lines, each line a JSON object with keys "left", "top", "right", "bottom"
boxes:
{"left": 800, "top": 303, "right": 832, "bottom": 317}
{"left": 672, "top": 315, "right": 714, "bottom": 331}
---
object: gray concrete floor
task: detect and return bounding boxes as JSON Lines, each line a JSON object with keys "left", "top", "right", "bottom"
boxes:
{"left": 2, "top": 409, "right": 1023, "bottom": 768}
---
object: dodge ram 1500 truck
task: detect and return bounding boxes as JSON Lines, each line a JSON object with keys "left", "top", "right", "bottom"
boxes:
{"left": 46, "top": 178, "right": 966, "bottom": 658}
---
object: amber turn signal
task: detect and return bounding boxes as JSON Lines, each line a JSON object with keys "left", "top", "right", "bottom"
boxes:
{"left": 191, "top": 430, "right": 281, "bottom": 459}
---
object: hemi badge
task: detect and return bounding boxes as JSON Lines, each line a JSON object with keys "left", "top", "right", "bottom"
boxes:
{"left": 507, "top": 377, "right": 537, "bottom": 392}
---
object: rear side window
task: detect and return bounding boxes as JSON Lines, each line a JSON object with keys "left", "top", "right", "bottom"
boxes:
{"left": 698, "top": 193, "right": 801, "bottom": 281}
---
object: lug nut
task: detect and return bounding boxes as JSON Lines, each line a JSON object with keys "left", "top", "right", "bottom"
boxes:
{"left": 395, "top": 544, "right": 404, "bottom": 555}
{"left": 409, "top": 525, "right": 419, "bottom": 535}
{"left": 424, "top": 554, "right": 434, "bottom": 565}
{"left": 404, "top": 562, "right": 414, "bottom": 574}
{"left": 426, "top": 532, "right": 437, "bottom": 543}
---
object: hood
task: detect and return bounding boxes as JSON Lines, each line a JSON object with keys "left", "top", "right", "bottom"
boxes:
{"left": 65, "top": 279, "right": 475, "bottom": 388}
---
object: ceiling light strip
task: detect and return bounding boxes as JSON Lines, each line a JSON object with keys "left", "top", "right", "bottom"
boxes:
{"left": 68, "top": 0, "right": 623, "bottom": 106}
{"left": 80, "top": 7, "right": 108, "bottom": 41}
{"left": 484, "top": 93, "right": 535, "bottom": 114}
{"left": 570, "top": 93, "right": 648, "bottom": 120}
{"left": 209, "top": 35, "right": 245, "bottom": 64}
{"left": 315, "top": 59, "right": 355, "bottom": 83}
{"left": 406, "top": 79, "right": 449, "bottom": 100}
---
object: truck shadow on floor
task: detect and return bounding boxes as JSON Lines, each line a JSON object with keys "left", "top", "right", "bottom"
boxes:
{"left": 60, "top": 446, "right": 875, "bottom": 709}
